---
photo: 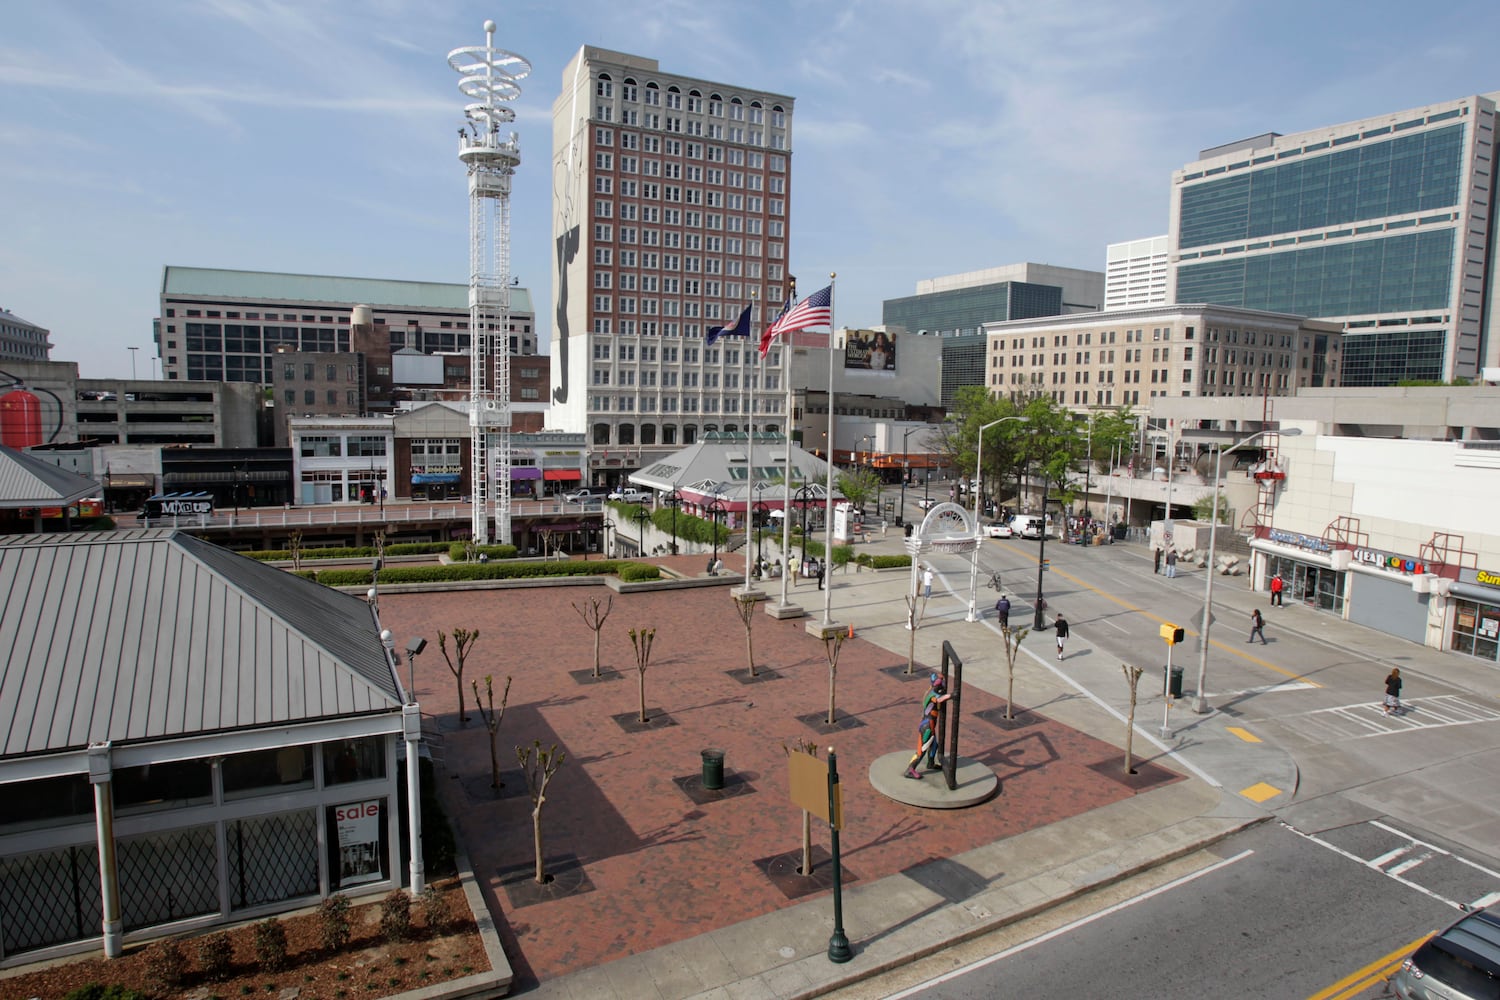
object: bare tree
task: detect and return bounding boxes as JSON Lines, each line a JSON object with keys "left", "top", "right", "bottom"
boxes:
{"left": 1121, "top": 663, "right": 1144, "bottom": 774}
{"left": 628, "top": 626, "right": 657, "bottom": 723}
{"left": 288, "top": 530, "right": 304, "bottom": 573}
{"left": 373, "top": 530, "right": 387, "bottom": 564}
{"left": 438, "top": 628, "right": 480, "bottom": 724}
{"left": 1000, "top": 626, "right": 1030, "bottom": 720}
{"left": 821, "top": 631, "right": 846, "bottom": 725}
{"left": 516, "top": 740, "right": 566, "bottom": 885}
{"left": 732, "top": 593, "right": 759, "bottom": 677}
{"left": 904, "top": 593, "right": 919, "bottom": 674}
{"left": 471, "top": 674, "right": 512, "bottom": 789}
{"left": 780, "top": 737, "right": 820, "bottom": 875}
{"left": 572, "top": 596, "right": 614, "bottom": 679}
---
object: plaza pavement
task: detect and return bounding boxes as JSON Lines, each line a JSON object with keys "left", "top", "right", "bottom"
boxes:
{"left": 374, "top": 521, "right": 1483, "bottom": 1000}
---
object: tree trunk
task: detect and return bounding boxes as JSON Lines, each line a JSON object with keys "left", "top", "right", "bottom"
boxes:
{"left": 800, "top": 809, "right": 812, "bottom": 876}
{"left": 489, "top": 732, "right": 500, "bottom": 788}
{"left": 827, "top": 669, "right": 836, "bottom": 726}
{"left": 592, "top": 629, "right": 602, "bottom": 678}
{"left": 456, "top": 672, "right": 467, "bottom": 723}
{"left": 745, "top": 621, "right": 756, "bottom": 677}
{"left": 637, "top": 670, "right": 648, "bottom": 724}
{"left": 906, "top": 597, "right": 917, "bottom": 674}
{"left": 532, "top": 805, "right": 546, "bottom": 884}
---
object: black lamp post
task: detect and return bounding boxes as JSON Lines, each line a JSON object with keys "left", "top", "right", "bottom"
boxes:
{"left": 1034, "top": 483, "right": 1050, "bottom": 631}
{"left": 795, "top": 483, "right": 816, "bottom": 563}
{"left": 897, "top": 427, "right": 916, "bottom": 527}
{"left": 662, "top": 489, "right": 682, "bottom": 555}
{"left": 707, "top": 498, "right": 728, "bottom": 569}
{"left": 753, "top": 491, "right": 769, "bottom": 578}
{"left": 602, "top": 518, "right": 616, "bottom": 558}
{"left": 633, "top": 504, "right": 652, "bottom": 554}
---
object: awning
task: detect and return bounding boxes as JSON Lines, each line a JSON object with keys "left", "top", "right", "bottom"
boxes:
{"left": 1451, "top": 582, "right": 1500, "bottom": 604}
{"left": 104, "top": 474, "right": 154, "bottom": 488}
{"left": 508, "top": 467, "right": 543, "bottom": 479}
{"left": 543, "top": 469, "right": 582, "bottom": 481}
{"left": 412, "top": 473, "right": 461, "bottom": 485}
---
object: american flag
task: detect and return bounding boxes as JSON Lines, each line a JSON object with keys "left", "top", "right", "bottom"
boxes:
{"left": 759, "top": 283, "right": 832, "bottom": 357}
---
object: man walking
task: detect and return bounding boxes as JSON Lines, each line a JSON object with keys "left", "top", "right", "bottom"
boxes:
{"left": 1153, "top": 547, "right": 1163, "bottom": 574}
{"left": 1270, "top": 572, "right": 1285, "bottom": 606}
{"left": 1165, "top": 550, "right": 1178, "bottom": 578}
{"left": 995, "top": 594, "right": 1011, "bottom": 630}
{"left": 1249, "top": 608, "right": 1267, "bottom": 644}
{"left": 1054, "top": 613, "right": 1070, "bottom": 660}
{"left": 921, "top": 565, "right": 934, "bottom": 599}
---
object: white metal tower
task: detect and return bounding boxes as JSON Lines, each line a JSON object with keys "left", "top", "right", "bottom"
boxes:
{"left": 448, "top": 20, "right": 530, "bottom": 545}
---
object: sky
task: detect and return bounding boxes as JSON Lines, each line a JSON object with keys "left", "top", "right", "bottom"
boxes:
{"left": 4, "top": 0, "right": 1500, "bottom": 379}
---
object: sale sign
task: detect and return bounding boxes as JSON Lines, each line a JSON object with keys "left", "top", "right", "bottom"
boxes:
{"left": 335, "top": 799, "right": 383, "bottom": 887}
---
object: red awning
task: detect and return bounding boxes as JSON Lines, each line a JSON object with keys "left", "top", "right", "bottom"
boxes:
{"left": 543, "top": 469, "right": 582, "bottom": 481}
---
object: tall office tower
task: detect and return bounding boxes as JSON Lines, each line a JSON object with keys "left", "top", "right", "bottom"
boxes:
{"left": 1168, "top": 93, "right": 1500, "bottom": 386}
{"left": 1105, "top": 237, "right": 1168, "bottom": 310}
{"left": 550, "top": 47, "right": 795, "bottom": 465}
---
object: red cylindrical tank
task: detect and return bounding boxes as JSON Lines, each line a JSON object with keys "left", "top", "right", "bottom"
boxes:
{"left": 0, "top": 389, "right": 43, "bottom": 448}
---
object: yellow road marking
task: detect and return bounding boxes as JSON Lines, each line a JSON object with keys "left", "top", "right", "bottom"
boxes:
{"left": 1226, "top": 726, "right": 1262, "bottom": 743}
{"left": 1305, "top": 932, "right": 1431, "bottom": 1000}
{"left": 1239, "top": 781, "right": 1282, "bottom": 803}
{"left": 1013, "top": 553, "right": 1320, "bottom": 687}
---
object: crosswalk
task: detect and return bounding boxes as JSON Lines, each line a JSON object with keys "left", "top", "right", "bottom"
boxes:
{"left": 1286, "top": 694, "right": 1500, "bottom": 740}
{"left": 1287, "top": 819, "right": 1500, "bottom": 911}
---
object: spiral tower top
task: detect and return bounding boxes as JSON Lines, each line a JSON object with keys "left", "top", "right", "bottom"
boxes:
{"left": 447, "top": 19, "right": 531, "bottom": 136}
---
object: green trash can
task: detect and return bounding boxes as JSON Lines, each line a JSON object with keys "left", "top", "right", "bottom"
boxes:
{"left": 701, "top": 749, "right": 725, "bottom": 790}
{"left": 1167, "top": 667, "right": 1184, "bottom": 699}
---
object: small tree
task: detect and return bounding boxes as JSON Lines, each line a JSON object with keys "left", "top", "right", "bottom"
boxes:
{"left": 821, "top": 630, "right": 846, "bottom": 725}
{"left": 517, "top": 739, "right": 567, "bottom": 884}
{"left": 288, "top": 529, "right": 304, "bottom": 572}
{"left": 781, "top": 737, "right": 820, "bottom": 876}
{"left": 904, "top": 593, "right": 919, "bottom": 674}
{"left": 438, "top": 628, "right": 480, "bottom": 723}
{"left": 572, "top": 595, "right": 614, "bottom": 678}
{"left": 1121, "top": 663, "right": 1144, "bottom": 774}
{"left": 472, "top": 673, "right": 513, "bottom": 788}
{"left": 317, "top": 893, "right": 352, "bottom": 951}
{"left": 373, "top": 529, "right": 387, "bottom": 564}
{"left": 1192, "top": 491, "right": 1230, "bottom": 525}
{"left": 628, "top": 626, "right": 657, "bottom": 723}
{"left": 1000, "top": 625, "right": 1030, "bottom": 720}
{"left": 732, "top": 593, "right": 759, "bottom": 677}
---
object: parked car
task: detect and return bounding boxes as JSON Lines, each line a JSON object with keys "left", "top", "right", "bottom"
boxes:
{"left": 607, "top": 487, "right": 651, "bottom": 503}
{"left": 985, "top": 521, "right": 1013, "bottom": 538}
{"left": 562, "top": 487, "right": 607, "bottom": 504}
{"left": 1392, "top": 905, "right": 1500, "bottom": 999}
{"left": 916, "top": 497, "right": 939, "bottom": 510}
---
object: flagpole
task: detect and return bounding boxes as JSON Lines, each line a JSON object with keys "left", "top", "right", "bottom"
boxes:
{"left": 821, "top": 273, "right": 837, "bottom": 627}
{"left": 777, "top": 282, "right": 797, "bottom": 612}
{"left": 743, "top": 296, "right": 756, "bottom": 594}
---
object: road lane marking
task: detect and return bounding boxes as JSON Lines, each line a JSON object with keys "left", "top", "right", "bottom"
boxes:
{"left": 1282, "top": 821, "right": 1469, "bottom": 910}
{"left": 1369, "top": 820, "right": 1500, "bottom": 883}
{"left": 1226, "top": 726, "right": 1262, "bottom": 743}
{"left": 1291, "top": 695, "right": 1500, "bottom": 739}
{"left": 1305, "top": 933, "right": 1431, "bottom": 1000}
{"left": 1240, "top": 782, "right": 1282, "bottom": 803}
{"left": 884, "top": 849, "right": 1255, "bottom": 999}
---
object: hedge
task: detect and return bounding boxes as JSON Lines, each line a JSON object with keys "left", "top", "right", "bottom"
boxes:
{"left": 445, "top": 542, "right": 520, "bottom": 562}
{"left": 246, "top": 542, "right": 451, "bottom": 562}
{"left": 857, "top": 553, "right": 912, "bottom": 569}
{"left": 317, "top": 559, "right": 654, "bottom": 587}
{"left": 608, "top": 501, "right": 728, "bottom": 546}
{"left": 618, "top": 563, "right": 664, "bottom": 582}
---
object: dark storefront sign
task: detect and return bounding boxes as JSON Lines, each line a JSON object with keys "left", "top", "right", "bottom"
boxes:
{"left": 411, "top": 473, "right": 461, "bottom": 485}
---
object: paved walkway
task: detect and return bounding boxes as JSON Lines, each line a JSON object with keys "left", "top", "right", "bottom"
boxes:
{"left": 373, "top": 522, "right": 1488, "bottom": 998}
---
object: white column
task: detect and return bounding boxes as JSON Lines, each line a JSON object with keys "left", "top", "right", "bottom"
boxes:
{"left": 403, "top": 705, "right": 425, "bottom": 896}
{"left": 88, "top": 742, "right": 122, "bottom": 959}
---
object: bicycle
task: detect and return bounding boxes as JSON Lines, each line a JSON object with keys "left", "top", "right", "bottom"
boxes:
{"left": 986, "top": 571, "right": 1004, "bottom": 591}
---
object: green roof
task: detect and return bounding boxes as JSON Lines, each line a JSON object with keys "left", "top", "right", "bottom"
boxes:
{"left": 162, "top": 266, "right": 533, "bottom": 314}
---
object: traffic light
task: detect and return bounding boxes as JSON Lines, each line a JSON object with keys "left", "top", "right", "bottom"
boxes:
{"left": 1159, "top": 623, "right": 1185, "bottom": 645}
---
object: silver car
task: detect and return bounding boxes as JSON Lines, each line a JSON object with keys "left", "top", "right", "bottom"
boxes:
{"left": 1392, "top": 905, "right": 1500, "bottom": 999}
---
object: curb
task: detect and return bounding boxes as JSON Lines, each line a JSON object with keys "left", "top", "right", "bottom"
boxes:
{"left": 388, "top": 847, "right": 513, "bottom": 1000}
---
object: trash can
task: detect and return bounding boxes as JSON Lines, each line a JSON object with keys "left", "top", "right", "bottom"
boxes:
{"left": 701, "top": 749, "right": 725, "bottom": 790}
{"left": 904, "top": 522, "right": 914, "bottom": 538}
{"left": 1166, "top": 667, "right": 1184, "bottom": 699}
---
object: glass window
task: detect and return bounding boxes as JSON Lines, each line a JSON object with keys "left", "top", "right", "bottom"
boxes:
{"left": 223, "top": 745, "right": 313, "bottom": 799}
{"left": 0, "top": 773, "right": 93, "bottom": 831}
{"left": 114, "top": 758, "right": 213, "bottom": 814}
{"left": 1449, "top": 598, "right": 1500, "bottom": 662}
{"left": 322, "top": 737, "right": 387, "bottom": 785}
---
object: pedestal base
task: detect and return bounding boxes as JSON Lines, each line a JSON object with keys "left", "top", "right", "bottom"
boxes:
{"left": 732, "top": 586, "right": 767, "bottom": 602}
{"left": 867, "top": 751, "right": 999, "bottom": 809}
{"left": 764, "top": 600, "right": 805, "bottom": 620}
{"left": 804, "top": 619, "right": 847, "bottom": 639}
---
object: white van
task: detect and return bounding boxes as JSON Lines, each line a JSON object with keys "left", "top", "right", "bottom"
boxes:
{"left": 1010, "top": 514, "right": 1046, "bottom": 540}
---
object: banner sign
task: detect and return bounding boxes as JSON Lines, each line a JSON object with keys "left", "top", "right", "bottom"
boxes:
{"left": 334, "top": 799, "right": 383, "bottom": 887}
{"left": 843, "top": 331, "right": 896, "bottom": 372}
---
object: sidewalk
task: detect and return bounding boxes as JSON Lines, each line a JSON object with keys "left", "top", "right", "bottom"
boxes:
{"left": 368, "top": 524, "right": 1293, "bottom": 999}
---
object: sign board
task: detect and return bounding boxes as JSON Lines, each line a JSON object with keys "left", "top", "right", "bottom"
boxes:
{"left": 788, "top": 750, "right": 843, "bottom": 829}
{"left": 843, "top": 330, "right": 896, "bottom": 372}
{"left": 334, "top": 799, "right": 383, "bottom": 887}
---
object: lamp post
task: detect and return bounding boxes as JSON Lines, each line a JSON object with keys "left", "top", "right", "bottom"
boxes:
{"left": 968, "top": 417, "right": 1026, "bottom": 622}
{"left": 707, "top": 498, "right": 728, "bottom": 571}
{"left": 127, "top": 346, "right": 139, "bottom": 381}
{"left": 602, "top": 518, "right": 616, "bottom": 558}
{"left": 795, "top": 483, "right": 816, "bottom": 565}
{"left": 1033, "top": 477, "right": 1050, "bottom": 631}
{"left": 1192, "top": 427, "right": 1301, "bottom": 713}
{"left": 405, "top": 637, "right": 427, "bottom": 705}
{"left": 662, "top": 489, "right": 681, "bottom": 555}
{"left": 897, "top": 426, "right": 915, "bottom": 527}
{"left": 632, "top": 504, "right": 652, "bottom": 555}
{"left": 753, "top": 488, "right": 769, "bottom": 579}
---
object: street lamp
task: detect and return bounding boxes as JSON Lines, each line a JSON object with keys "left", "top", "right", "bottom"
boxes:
{"left": 127, "top": 346, "right": 139, "bottom": 381}
{"left": 632, "top": 504, "right": 652, "bottom": 555}
{"left": 1192, "top": 427, "right": 1302, "bottom": 713}
{"left": 795, "top": 483, "right": 817, "bottom": 565}
{"left": 662, "top": 489, "right": 682, "bottom": 555}
{"left": 753, "top": 487, "right": 769, "bottom": 578}
{"left": 707, "top": 498, "right": 728, "bottom": 571}
{"left": 968, "top": 416, "right": 1026, "bottom": 622}
{"left": 897, "top": 426, "right": 916, "bottom": 527}
{"left": 405, "top": 637, "right": 427, "bottom": 705}
{"left": 601, "top": 518, "right": 616, "bottom": 558}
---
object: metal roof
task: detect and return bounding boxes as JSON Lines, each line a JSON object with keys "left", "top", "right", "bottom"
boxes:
{"left": 161, "top": 266, "right": 535, "bottom": 315}
{"left": 0, "top": 529, "right": 403, "bottom": 759}
{"left": 0, "top": 446, "right": 99, "bottom": 510}
{"left": 631, "top": 435, "right": 834, "bottom": 505}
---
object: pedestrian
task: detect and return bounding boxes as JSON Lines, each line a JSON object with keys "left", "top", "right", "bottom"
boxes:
{"left": 995, "top": 594, "right": 1011, "bottom": 630}
{"left": 922, "top": 565, "right": 934, "bottom": 599}
{"left": 1054, "top": 613, "right": 1069, "bottom": 660}
{"left": 1165, "top": 550, "right": 1178, "bottom": 578}
{"left": 1383, "top": 668, "right": 1403, "bottom": 716}
{"left": 1270, "top": 572, "right": 1285, "bottom": 606}
{"left": 706, "top": 556, "right": 716, "bottom": 576}
{"left": 1153, "top": 547, "right": 1163, "bottom": 574}
{"left": 904, "top": 676, "right": 952, "bottom": 779}
{"left": 1249, "top": 608, "right": 1266, "bottom": 644}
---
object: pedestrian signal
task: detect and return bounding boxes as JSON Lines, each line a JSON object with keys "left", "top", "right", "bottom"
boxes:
{"left": 1159, "top": 623, "right": 1185, "bottom": 645}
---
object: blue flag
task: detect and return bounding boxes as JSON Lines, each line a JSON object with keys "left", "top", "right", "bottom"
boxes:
{"left": 705, "top": 304, "right": 751, "bottom": 347}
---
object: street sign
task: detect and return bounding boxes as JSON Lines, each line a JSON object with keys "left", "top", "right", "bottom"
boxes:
{"left": 788, "top": 750, "right": 843, "bottom": 829}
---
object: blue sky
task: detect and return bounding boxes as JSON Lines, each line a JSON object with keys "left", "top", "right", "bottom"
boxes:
{"left": 4, "top": 0, "right": 1500, "bottom": 379}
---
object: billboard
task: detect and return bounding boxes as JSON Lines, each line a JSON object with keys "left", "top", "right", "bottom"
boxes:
{"left": 843, "top": 330, "right": 896, "bottom": 372}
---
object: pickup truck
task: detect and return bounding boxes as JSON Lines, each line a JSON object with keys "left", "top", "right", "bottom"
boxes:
{"left": 607, "top": 487, "right": 652, "bottom": 503}
{"left": 562, "top": 487, "right": 607, "bottom": 504}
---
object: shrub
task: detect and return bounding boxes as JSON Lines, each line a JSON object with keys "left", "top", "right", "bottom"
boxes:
{"left": 419, "top": 886, "right": 449, "bottom": 932}
{"left": 63, "top": 986, "right": 148, "bottom": 1000}
{"left": 318, "top": 893, "right": 352, "bottom": 951}
{"left": 317, "top": 559, "right": 652, "bottom": 587}
{"left": 143, "top": 936, "right": 186, "bottom": 991}
{"left": 197, "top": 930, "right": 234, "bottom": 981}
{"left": 445, "top": 542, "right": 519, "bottom": 562}
{"left": 617, "top": 563, "right": 662, "bottom": 582}
{"left": 863, "top": 554, "right": 912, "bottom": 569}
{"left": 252, "top": 917, "right": 289, "bottom": 971}
{"left": 380, "top": 890, "right": 412, "bottom": 942}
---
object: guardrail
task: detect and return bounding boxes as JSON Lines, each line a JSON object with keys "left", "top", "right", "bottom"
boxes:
{"left": 137, "top": 499, "right": 606, "bottom": 531}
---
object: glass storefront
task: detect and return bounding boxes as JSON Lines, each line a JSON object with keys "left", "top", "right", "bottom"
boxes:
{"left": 1450, "top": 598, "right": 1500, "bottom": 662}
{"left": 1267, "top": 554, "right": 1346, "bottom": 615}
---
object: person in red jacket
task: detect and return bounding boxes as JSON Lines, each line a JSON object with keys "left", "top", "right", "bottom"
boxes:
{"left": 1270, "top": 572, "right": 1285, "bottom": 606}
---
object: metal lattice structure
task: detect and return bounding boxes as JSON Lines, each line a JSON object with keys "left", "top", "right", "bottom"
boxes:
{"left": 449, "top": 21, "right": 530, "bottom": 544}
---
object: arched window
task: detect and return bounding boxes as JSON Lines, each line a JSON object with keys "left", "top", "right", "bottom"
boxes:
{"left": 618, "top": 423, "right": 636, "bottom": 446}
{"left": 683, "top": 424, "right": 698, "bottom": 445}
{"left": 593, "top": 422, "right": 611, "bottom": 445}
{"left": 662, "top": 424, "right": 677, "bottom": 445}
{"left": 640, "top": 424, "right": 657, "bottom": 445}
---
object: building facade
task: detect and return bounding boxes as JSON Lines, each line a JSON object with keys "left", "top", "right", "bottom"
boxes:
{"left": 156, "top": 267, "right": 537, "bottom": 385}
{"left": 1168, "top": 93, "right": 1500, "bottom": 386}
{"left": 982, "top": 304, "right": 1343, "bottom": 410}
{"left": 549, "top": 46, "right": 796, "bottom": 458}
{"left": 1105, "top": 236, "right": 1169, "bottom": 310}
{"left": 0, "top": 309, "right": 51, "bottom": 363}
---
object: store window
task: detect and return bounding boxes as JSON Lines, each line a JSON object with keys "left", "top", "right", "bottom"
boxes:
{"left": 322, "top": 736, "right": 387, "bottom": 785}
{"left": 114, "top": 758, "right": 214, "bottom": 814}
{"left": 223, "top": 745, "right": 314, "bottom": 800}
{"left": 1267, "top": 555, "right": 1346, "bottom": 615}
{"left": 1450, "top": 599, "right": 1500, "bottom": 662}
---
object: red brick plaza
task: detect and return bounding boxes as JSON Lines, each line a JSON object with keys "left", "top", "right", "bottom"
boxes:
{"left": 377, "top": 577, "right": 1170, "bottom": 990}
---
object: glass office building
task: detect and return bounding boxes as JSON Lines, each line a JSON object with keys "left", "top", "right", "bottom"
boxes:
{"left": 1168, "top": 94, "right": 1500, "bottom": 386}
{"left": 883, "top": 281, "right": 1063, "bottom": 339}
